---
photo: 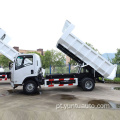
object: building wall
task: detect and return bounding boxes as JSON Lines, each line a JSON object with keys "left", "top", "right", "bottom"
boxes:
{"left": 13, "top": 46, "right": 44, "bottom": 55}
{"left": 66, "top": 55, "right": 71, "bottom": 64}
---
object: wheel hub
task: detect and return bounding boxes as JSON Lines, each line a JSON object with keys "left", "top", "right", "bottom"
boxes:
{"left": 26, "top": 83, "right": 34, "bottom": 92}
{"left": 85, "top": 81, "right": 93, "bottom": 89}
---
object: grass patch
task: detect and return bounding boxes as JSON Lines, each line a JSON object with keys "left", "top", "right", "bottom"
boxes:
{"left": 104, "top": 77, "right": 120, "bottom": 83}
{"left": 99, "top": 77, "right": 120, "bottom": 83}
{"left": 114, "top": 87, "right": 120, "bottom": 90}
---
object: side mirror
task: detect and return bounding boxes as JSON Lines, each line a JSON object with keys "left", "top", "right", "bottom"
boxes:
{"left": 9, "top": 62, "right": 13, "bottom": 70}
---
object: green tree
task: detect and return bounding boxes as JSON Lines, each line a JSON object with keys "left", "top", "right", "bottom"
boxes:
{"left": 44, "top": 49, "right": 65, "bottom": 68}
{"left": 112, "top": 49, "right": 120, "bottom": 63}
{"left": 29, "top": 49, "right": 65, "bottom": 68}
{"left": 69, "top": 58, "right": 77, "bottom": 65}
{"left": 112, "top": 49, "right": 120, "bottom": 77}
{"left": 43, "top": 50, "right": 52, "bottom": 68}
{"left": 0, "top": 55, "right": 11, "bottom": 67}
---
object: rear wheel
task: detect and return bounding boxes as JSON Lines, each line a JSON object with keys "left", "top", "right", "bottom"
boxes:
{"left": 23, "top": 80, "right": 38, "bottom": 94}
{"left": 81, "top": 78, "right": 95, "bottom": 91}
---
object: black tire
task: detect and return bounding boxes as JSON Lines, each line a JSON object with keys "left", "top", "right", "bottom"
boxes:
{"left": 78, "top": 82, "right": 81, "bottom": 87}
{"left": 23, "top": 80, "right": 38, "bottom": 94}
{"left": 81, "top": 77, "right": 95, "bottom": 91}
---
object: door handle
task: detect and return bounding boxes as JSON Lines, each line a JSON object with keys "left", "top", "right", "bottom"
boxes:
{"left": 31, "top": 70, "right": 34, "bottom": 74}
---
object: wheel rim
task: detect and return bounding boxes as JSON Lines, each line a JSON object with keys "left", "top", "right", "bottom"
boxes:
{"left": 85, "top": 81, "right": 93, "bottom": 89}
{"left": 26, "top": 83, "right": 35, "bottom": 92}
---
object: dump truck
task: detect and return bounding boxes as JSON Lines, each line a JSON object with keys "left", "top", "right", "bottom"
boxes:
{"left": 0, "top": 21, "right": 117, "bottom": 94}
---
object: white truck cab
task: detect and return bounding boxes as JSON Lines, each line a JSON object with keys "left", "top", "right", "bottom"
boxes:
{"left": 10, "top": 54, "right": 42, "bottom": 87}
{"left": 0, "top": 28, "right": 43, "bottom": 94}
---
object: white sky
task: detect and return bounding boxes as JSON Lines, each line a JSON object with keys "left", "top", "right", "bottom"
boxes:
{"left": 0, "top": 0, "right": 120, "bottom": 54}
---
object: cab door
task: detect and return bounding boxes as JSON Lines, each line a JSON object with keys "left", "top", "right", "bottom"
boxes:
{"left": 13, "top": 55, "right": 35, "bottom": 84}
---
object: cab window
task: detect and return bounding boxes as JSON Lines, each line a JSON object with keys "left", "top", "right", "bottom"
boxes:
{"left": 15, "top": 55, "right": 33, "bottom": 70}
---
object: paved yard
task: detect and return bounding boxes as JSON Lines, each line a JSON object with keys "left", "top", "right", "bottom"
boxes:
{"left": 0, "top": 82, "right": 120, "bottom": 120}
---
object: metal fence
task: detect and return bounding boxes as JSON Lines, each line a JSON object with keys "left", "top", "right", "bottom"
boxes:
{"left": 45, "top": 64, "right": 78, "bottom": 75}
{"left": 45, "top": 64, "right": 120, "bottom": 78}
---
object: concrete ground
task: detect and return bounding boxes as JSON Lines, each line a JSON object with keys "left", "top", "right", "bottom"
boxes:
{"left": 0, "top": 81, "right": 120, "bottom": 120}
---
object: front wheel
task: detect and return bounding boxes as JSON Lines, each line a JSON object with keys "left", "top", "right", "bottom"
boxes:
{"left": 23, "top": 80, "right": 38, "bottom": 94}
{"left": 81, "top": 78, "right": 95, "bottom": 91}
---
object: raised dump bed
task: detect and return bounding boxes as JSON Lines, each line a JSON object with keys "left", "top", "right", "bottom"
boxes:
{"left": 57, "top": 20, "right": 117, "bottom": 80}
{"left": 0, "top": 28, "right": 19, "bottom": 62}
